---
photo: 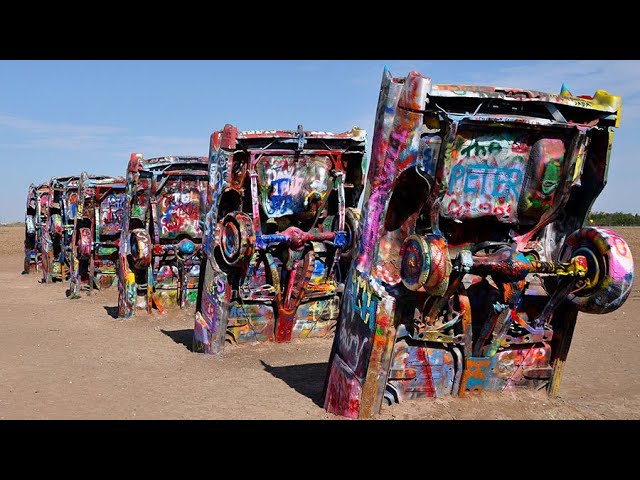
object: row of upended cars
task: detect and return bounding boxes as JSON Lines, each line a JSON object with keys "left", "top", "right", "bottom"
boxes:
{"left": 22, "top": 69, "right": 635, "bottom": 418}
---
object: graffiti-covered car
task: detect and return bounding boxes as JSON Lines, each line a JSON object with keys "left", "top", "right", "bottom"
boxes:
{"left": 193, "top": 125, "right": 367, "bottom": 354}
{"left": 69, "top": 172, "right": 126, "bottom": 297}
{"left": 118, "top": 154, "right": 209, "bottom": 318}
{"left": 23, "top": 183, "right": 50, "bottom": 274}
{"left": 324, "top": 69, "right": 634, "bottom": 419}
{"left": 40, "top": 175, "right": 82, "bottom": 283}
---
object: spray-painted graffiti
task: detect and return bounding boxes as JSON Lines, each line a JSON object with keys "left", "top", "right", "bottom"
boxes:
{"left": 203, "top": 150, "right": 230, "bottom": 257}
{"left": 351, "top": 269, "right": 379, "bottom": 329}
{"left": 325, "top": 355, "right": 363, "bottom": 420}
{"left": 292, "top": 297, "right": 339, "bottom": 338}
{"left": 158, "top": 188, "right": 202, "bottom": 238}
{"left": 324, "top": 68, "right": 632, "bottom": 419}
{"left": 519, "top": 138, "right": 565, "bottom": 218}
{"left": 130, "top": 178, "right": 150, "bottom": 219}
{"left": 337, "top": 320, "right": 371, "bottom": 374}
{"left": 266, "top": 177, "right": 295, "bottom": 215}
{"left": 39, "top": 176, "right": 83, "bottom": 283}
{"left": 256, "top": 155, "right": 332, "bottom": 220}
{"left": 448, "top": 164, "right": 523, "bottom": 199}
{"left": 562, "top": 227, "right": 634, "bottom": 314}
{"left": 194, "top": 125, "right": 367, "bottom": 353}
{"left": 442, "top": 131, "right": 530, "bottom": 222}
{"left": 25, "top": 216, "right": 35, "bottom": 234}
{"left": 388, "top": 339, "right": 456, "bottom": 400}
{"left": 484, "top": 344, "right": 552, "bottom": 391}
{"left": 66, "top": 192, "right": 79, "bottom": 220}
{"left": 118, "top": 155, "right": 209, "bottom": 318}
{"left": 418, "top": 135, "right": 442, "bottom": 179}
{"left": 193, "top": 261, "right": 231, "bottom": 353}
{"left": 23, "top": 183, "right": 49, "bottom": 274}
{"left": 69, "top": 174, "right": 126, "bottom": 298}
{"left": 358, "top": 131, "right": 406, "bottom": 272}
{"left": 100, "top": 192, "right": 125, "bottom": 228}
{"left": 209, "top": 150, "right": 230, "bottom": 197}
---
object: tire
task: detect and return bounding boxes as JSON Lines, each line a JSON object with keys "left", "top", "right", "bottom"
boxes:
{"left": 219, "top": 212, "right": 254, "bottom": 266}
{"left": 560, "top": 227, "right": 634, "bottom": 314}
{"left": 399, "top": 233, "right": 451, "bottom": 295}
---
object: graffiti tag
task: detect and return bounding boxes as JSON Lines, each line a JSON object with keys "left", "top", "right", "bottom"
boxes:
{"left": 351, "top": 270, "right": 379, "bottom": 329}
{"left": 448, "top": 164, "right": 523, "bottom": 200}
{"left": 101, "top": 193, "right": 126, "bottom": 226}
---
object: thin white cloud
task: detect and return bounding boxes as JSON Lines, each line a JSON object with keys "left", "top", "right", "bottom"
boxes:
{"left": 0, "top": 114, "right": 123, "bottom": 136}
{"left": 0, "top": 112, "right": 207, "bottom": 155}
{"left": 28, "top": 135, "right": 115, "bottom": 151}
{"left": 0, "top": 113, "right": 125, "bottom": 151}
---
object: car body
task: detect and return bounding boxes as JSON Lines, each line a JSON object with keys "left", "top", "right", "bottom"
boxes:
{"left": 40, "top": 175, "right": 82, "bottom": 283}
{"left": 117, "top": 154, "right": 209, "bottom": 318}
{"left": 23, "top": 182, "right": 50, "bottom": 274}
{"left": 324, "top": 68, "right": 634, "bottom": 419}
{"left": 68, "top": 172, "right": 126, "bottom": 297}
{"left": 193, "top": 124, "right": 367, "bottom": 354}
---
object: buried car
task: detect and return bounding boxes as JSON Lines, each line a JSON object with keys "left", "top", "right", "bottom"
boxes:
{"left": 23, "top": 182, "right": 51, "bottom": 274}
{"left": 117, "top": 154, "right": 209, "bottom": 318}
{"left": 69, "top": 172, "right": 126, "bottom": 297}
{"left": 193, "top": 124, "right": 367, "bottom": 354}
{"left": 323, "top": 69, "right": 634, "bottom": 419}
{"left": 40, "top": 175, "right": 82, "bottom": 283}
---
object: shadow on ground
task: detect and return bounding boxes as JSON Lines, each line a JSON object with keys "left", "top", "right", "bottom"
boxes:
{"left": 103, "top": 306, "right": 119, "bottom": 319}
{"left": 161, "top": 329, "right": 194, "bottom": 352}
{"left": 261, "top": 360, "right": 328, "bottom": 407}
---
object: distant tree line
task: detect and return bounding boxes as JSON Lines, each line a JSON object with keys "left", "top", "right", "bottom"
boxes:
{"left": 589, "top": 212, "right": 640, "bottom": 226}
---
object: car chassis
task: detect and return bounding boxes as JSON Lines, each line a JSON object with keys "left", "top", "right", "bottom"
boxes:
{"left": 324, "top": 69, "right": 634, "bottom": 419}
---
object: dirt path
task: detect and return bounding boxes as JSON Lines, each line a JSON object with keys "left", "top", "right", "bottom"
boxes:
{"left": 1, "top": 226, "right": 638, "bottom": 419}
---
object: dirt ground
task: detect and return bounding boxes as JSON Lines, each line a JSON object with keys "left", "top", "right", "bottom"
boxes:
{"left": 1, "top": 225, "right": 638, "bottom": 420}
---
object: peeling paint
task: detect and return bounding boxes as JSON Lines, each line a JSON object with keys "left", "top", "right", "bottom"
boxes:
{"left": 324, "top": 68, "right": 633, "bottom": 419}
{"left": 193, "top": 124, "right": 367, "bottom": 354}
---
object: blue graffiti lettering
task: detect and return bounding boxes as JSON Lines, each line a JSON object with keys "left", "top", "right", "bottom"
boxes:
{"left": 449, "top": 165, "right": 465, "bottom": 194}
{"left": 449, "top": 164, "right": 523, "bottom": 200}
{"left": 491, "top": 168, "right": 522, "bottom": 200}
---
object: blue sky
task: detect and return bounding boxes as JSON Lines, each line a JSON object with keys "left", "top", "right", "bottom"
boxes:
{"left": 1, "top": 60, "right": 638, "bottom": 222}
